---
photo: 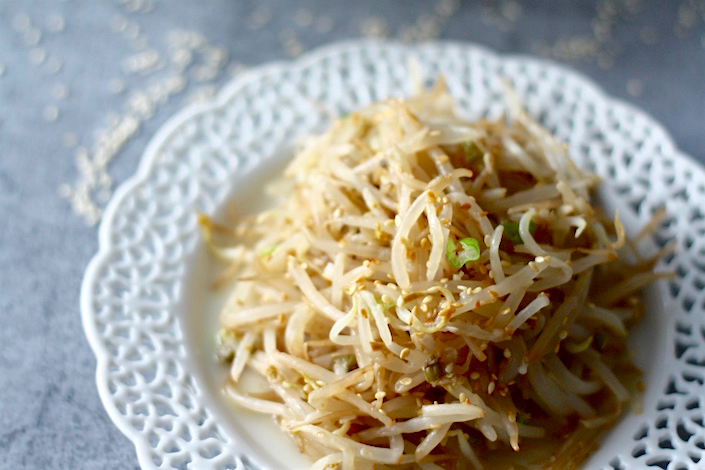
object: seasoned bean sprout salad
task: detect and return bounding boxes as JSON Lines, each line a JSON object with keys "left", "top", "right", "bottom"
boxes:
{"left": 202, "top": 81, "right": 666, "bottom": 469}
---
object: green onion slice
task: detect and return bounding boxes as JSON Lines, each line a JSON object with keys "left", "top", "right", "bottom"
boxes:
{"left": 462, "top": 141, "right": 483, "bottom": 163}
{"left": 446, "top": 237, "right": 481, "bottom": 269}
{"left": 502, "top": 220, "right": 537, "bottom": 245}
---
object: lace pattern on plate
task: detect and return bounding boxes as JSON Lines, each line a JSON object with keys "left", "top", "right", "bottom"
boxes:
{"left": 81, "top": 41, "right": 705, "bottom": 469}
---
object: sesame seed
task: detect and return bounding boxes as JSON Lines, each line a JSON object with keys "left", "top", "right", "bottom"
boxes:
{"left": 12, "top": 13, "right": 31, "bottom": 32}
{"left": 29, "top": 47, "right": 46, "bottom": 65}
{"left": 45, "top": 57, "right": 62, "bottom": 75}
{"left": 314, "top": 15, "right": 334, "bottom": 34}
{"left": 626, "top": 78, "right": 644, "bottom": 97}
{"left": 359, "top": 17, "right": 389, "bottom": 38}
{"left": 294, "top": 9, "right": 313, "bottom": 28}
{"left": 52, "top": 83, "right": 68, "bottom": 99}
{"left": 470, "top": 372, "right": 480, "bottom": 380}
{"left": 23, "top": 28, "right": 42, "bottom": 46}
{"left": 124, "top": 22, "right": 140, "bottom": 40}
{"left": 247, "top": 5, "right": 273, "bottom": 30}
{"left": 46, "top": 14, "right": 66, "bottom": 33}
{"left": 436, "top": 0, "right": 460, "bottom": 17}
{"left": 110, "top": 15, "right": 128, "bottom": 33}
{"left": 42, "top": 105, "right": 59, "bottom": 122}
{"left": 488, "top": 381, "right": 496, "bottom": 394}
{"left": 122, "top": 49, "right": 162, "bottom": 74}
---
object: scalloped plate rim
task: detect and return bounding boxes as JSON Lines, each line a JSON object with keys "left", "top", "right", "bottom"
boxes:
{"left": 80, "top": 39, "right": 701, "bottom": 469}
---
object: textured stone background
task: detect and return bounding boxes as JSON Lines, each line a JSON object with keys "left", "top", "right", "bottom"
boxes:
{"left": 0, "top": 1, "right": 703, "bottom": 469}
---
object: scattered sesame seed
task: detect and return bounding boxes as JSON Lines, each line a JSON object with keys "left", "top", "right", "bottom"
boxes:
{"left": 124, "top": 22, "right": 141, "bottom": 40}
{"left": 470, "top": 372, "right": 480, "bottom": 380}
{"left": 626, "top": 78, "right": 644, "bottom": 97}
{"left": 45, "top": 57, "right": 63, "bottom": 74}
{"left": 12, "top": 13, "right": 31, "bottom": 32}
{"left": 314, "top": 16, "right": 334, "bottom": 34}
{"left": 279, "top": 29, "right": 305, "bottom": 57}
{"left": 42, "top": 105, "right": 59, "bottom": 122}
{"left": 501, "top": 1, "right": 523, "bottom": 23}
{"left": 110, "top": 15, "right": 129, "bottom": 33}
{"left": 488, "top": 381, "right": 496, "bottom": 394}
{"left": 29, "top": 47, "right": 47, "bottom": 65}
{"left": 46, "top": 14, "right": 66, "bottom": 33}
{"left": 122, "top": 49, "right": 162, "bottom": 74}
{"left": 23, "top": 28, "right": 42, "bottom": 46}
{"left": 52, "top": 83, "right": 69, "bottom": 99}
{"left": 107, "top": 78, "right": 126, "bottom": 95}
{"left": 192, "top": 64, "right": 219, "bottom": 82}
{"left": 247, "top": 6, "right": 273, "bottom": 30}
{"left": 360, "top": 17, "right": 390, "bottom": 38}
{"left": 435, "top": 0, "right": 460, "bottom": 17}
{"left": 294, "top": 9, "right": 314, "bottom": 28}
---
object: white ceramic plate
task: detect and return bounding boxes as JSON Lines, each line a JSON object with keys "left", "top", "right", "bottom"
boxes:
{"left": 82, "top": 41, "right": 705, "bottom": 470}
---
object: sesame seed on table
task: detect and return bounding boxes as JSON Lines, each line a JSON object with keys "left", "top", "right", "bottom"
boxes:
{"left": 0, "top": 1, "right": 703, "bottom": 469}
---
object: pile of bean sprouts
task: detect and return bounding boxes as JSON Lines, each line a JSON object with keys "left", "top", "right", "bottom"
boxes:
{"left": 203, "top": 81, "right": 666, "bottom": 469}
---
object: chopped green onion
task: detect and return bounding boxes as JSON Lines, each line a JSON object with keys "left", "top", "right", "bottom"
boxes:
{"left": 215, "top": 328, "right": 237, "bottom": 362}
{"left": 332, "top": 354, "right": 357, "bottom": 374}
{"left": 502, "top": 220, "right": 537, "bottom": 245}
{"left": 516, "top": 414, "right": 530, "bottom": 425}
{"left": 462, "top": 141, "right": 483, "bottom": 163}
{"left": 423, "top": 358, "right": 443, "bottom": 383}
{"left": 376, "top": 298, "right": 394, "bottom": 310}
{"left": 446, "top": 237, "right": 481, "bottom": 269}
{"left": 259, "top": 244, "right": 277, "bottom": 258}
